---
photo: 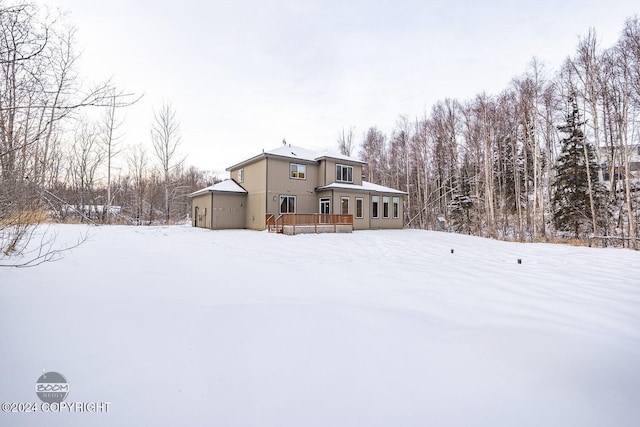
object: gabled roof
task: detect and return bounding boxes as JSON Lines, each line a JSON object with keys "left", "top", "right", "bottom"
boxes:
{"left": 316, "top": 181, "right": 408, "bottom": 195}
{"left": 226, "top": 144, "right": 366, "bottom": 170}
{"left": 188, "top": 179, "right": 247, "bottom": 197}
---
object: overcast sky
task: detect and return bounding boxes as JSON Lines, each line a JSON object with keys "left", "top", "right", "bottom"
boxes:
{"left": 47, "top": 0, "right": 639, "bottom": 176}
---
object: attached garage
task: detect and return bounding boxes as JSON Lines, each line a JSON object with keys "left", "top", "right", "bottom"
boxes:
{"left": 189, "top": 180, "right": 247, "bottom": 230}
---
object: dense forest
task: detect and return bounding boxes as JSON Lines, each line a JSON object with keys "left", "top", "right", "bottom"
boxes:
{"left": 349, "top": 19, "right": 640, "bottom": 249}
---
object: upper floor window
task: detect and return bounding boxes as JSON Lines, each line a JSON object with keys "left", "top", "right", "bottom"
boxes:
{"left": 290, "top": 163, "right": 306, "bottom": 179}
{"left": 237, "top": 168, "right": 244, "bottom": 183}
{"left": 336, "top": 164, "right": 353, "bottom": 183}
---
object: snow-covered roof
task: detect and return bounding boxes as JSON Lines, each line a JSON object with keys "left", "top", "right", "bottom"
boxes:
{"left": 265, "top": 145, "right": 365, "bottom": 164}
{"left": 227, "top": 145, "right": 365, "bottom": 170}
{"left": 362, "top": 181, "right": 407, "bottom": 194}
{"left": 264, "top": 145, "right": 319, "bottom": 162}
{"left": 313, "top": 149, "right": 366, "bottom": 164}
{"left": 188, "top": 180, "right": 247, "bottom": 197}
{"left": 317, "top": 181, "right": 407, "bottom": 195}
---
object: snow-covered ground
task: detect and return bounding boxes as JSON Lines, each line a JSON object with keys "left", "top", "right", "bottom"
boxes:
{"left": 1, "top": 224, "right": 639, "bottom": 426}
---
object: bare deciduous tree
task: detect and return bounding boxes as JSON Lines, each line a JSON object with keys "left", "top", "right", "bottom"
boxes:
{"left": 150, "top": 102, "right": 183, "bottom": 223}
{"left": 0, "top": 2, "right": 137, "bottom": 264}
{"left": 101, "top": 91, "right": 124, "bottom": 223}
{"left": 337, "top": 126, "right": 355, "bottom": 157}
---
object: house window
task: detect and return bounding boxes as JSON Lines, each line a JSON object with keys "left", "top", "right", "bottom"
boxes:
{"left": 355, "top": 197, "right": 363, "bottom": 219}
{"left": 371, "top": 196, "right": 379, "bottom": 219}
{"left": 392, "top": 197, "right": 400, "bottom": 218}
{"left": 237, "top": 168, "right": 244, "bottom": 183}
{"left": 336, "top": 164, "right": 353, "bottom": 183}
{"left": 279, "top": 195, "right": 296, "bottom": 214}
{"left": 341, "top": 197, "right": 349, "bottom": 215}
{"left": 290, "top": 163, "right": 306, "bottom": 179}
{"left": 383, "top": 197, "right": 390, "bottom": 218}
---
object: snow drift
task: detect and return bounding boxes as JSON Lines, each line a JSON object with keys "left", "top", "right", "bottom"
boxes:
{"left": 1, "top": 225, "right": 639, "bottom": 426}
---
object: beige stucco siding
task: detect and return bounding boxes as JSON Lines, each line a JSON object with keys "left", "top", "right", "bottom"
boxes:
{"left": 191, "top": 192, "right": 247, "bottom": 229}
{"left": 369, "top": 193, "right": 404, "bottom": 229}
{"left": 191, "top": 193, "right": 212, "bottom": 228}
{"left": 245, "top": 193, "right": 266, "bottom": 230}
{"left": 230, "top": 160, "right": 266, "bottom": 230}
{"left": 212, "top": 193, "right": 246, "bottom": 229}
{"left": 318, "top": 159, "right": 363, "bottom": 186}
{"left": 266, "top": 157, "right": 318, "bottom": 216}
{"left": 315, "top": 190, "right": 404, "bottom": 230}
{"left": 320, "top": 190, "right": 370, "bottom": 230}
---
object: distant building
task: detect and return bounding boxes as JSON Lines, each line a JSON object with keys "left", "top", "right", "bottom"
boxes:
{"left": 597, "top": 144, "right": 640, "bottom": 182}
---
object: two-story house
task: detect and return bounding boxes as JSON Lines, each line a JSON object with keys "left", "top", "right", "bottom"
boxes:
{"left": 188, "top": 144, "right": 406, "bottom": 232}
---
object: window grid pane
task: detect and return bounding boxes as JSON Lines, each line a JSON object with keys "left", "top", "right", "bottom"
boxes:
{"left": 290, "top": 164, "right": 306, "bottom": 179}
{"left": 336, "top": 164, "right": 354, "bottom": 183}
{"left": 280, "top": 196, "right": 296, "bottom": 214}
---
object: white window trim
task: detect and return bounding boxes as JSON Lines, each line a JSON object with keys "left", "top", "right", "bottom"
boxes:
{"left": 383, "top": 196, "right": 390, "bottom": 219}
{"left": 336, "top": 164, "right": 354, "bottom": 183}
{"left": 290, "top": 163, "right": 307, "bottom": 180}
{"left": 371, "top": 196, "right": 379, "bottom": 219}
{"left": 392, "top": 197, "right": 400, "bottom": 218}
{"left": 237, "top": 168, "right": 244, "bottom": 183}
{"left": 319, "top": 197, "right": 331, "bottom": 214}
{"left": 340, "top": 196, "right": 349, "bottom": 215}
{"left": 355, "top": 197, "right": 364, "bottom": 219}
{"left": 279, "top": 195, "right": 296, "bottom": 214}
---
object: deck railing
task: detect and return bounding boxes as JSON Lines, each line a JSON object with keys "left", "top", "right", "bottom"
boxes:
{"left": 266, "top": 214, "right": 276, "bottom": 230}
{"left": 268, "top": 213, "right": 353, "bottom": 233}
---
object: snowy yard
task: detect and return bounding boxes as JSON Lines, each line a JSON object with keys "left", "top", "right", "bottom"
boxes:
{"left": 1, "top": 224, "right": 639, "bottom": 426}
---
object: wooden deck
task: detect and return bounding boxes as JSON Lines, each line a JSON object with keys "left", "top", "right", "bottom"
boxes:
{"left": 266, "top": 213, "right": 353, "bottom": 234}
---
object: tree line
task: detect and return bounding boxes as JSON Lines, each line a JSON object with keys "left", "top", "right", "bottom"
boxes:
{"left": 351, "top": 17, "right": 640, "bottom": 249}
{"left": 2, "top": 1, "right": 639, "bottom": 263}
{"left": 0, "top": 2, "right": 214, "bottom": 260}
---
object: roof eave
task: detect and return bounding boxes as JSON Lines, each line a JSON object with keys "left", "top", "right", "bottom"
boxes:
{"left": 225, "top": 152, "right": 267, "bottom": 171}
{"left": 315, "top": 155, "right": 367, "bottom": 165}
{"left": 316, "top": 183, "right": 407, "bottom": 195}
{"left": 266, "top": 153, "right": 319, "bottom": 164}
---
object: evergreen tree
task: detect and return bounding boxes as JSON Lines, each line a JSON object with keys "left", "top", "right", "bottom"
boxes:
{"left": 552, "top": 97, "right": 605, "bottom": 238}
{"left": 449, "top": 156, "right": 475, "bottom": 234}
